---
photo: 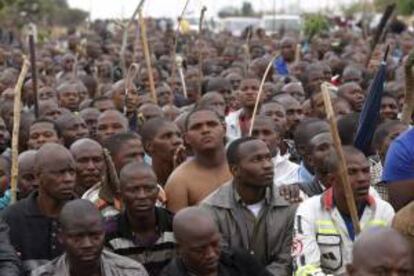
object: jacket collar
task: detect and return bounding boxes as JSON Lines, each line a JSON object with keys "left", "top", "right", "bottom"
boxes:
{"left": 203, "top": 181, "right": 291, "bottom": 209}
{"left": 321, "top": 187, "right": 376, "bottom": 211}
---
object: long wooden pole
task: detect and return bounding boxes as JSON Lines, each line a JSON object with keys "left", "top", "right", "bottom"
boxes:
{"left": 124, "top": 63, "right": 140, "bottom": 115}
{"left": 321, "top": 82, "right": 361, "bottom": 235}
{"left": 120, "top": 0, "right": 146, "bottom": 77}
{"left": 11, "top": 57, "right": 30, "bottom": 203}
{"left": 197, "top": 6, "right": 207, "bottom": 94}
{"left": 139, "top": 11, "right": 157, "bottom": 104}
{"left": 401, "top": 50, "right": 414, "bottom": 124}
{"left": 248, "top": 55, "right": 278, "bottom": 136}
{"left": 176, "top": 55, "right": 188, "bottom": 98}
{"left": 170, "top": 0, "right": 191, "bottom": 93}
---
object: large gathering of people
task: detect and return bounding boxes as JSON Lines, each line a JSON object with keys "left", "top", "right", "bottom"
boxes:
{"left": 0, "top": 3, "right": 413, "bottom": 276}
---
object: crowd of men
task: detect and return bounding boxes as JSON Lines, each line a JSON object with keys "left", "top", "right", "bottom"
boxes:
{"left": 0, "top": 10, "right": 412, "bottom": 276}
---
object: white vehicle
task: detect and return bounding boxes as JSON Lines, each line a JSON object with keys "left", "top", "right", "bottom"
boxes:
{"left": 219, "top": 17, "right": 261, "bottom": 36}
{"left": 260, "top": 14, "right": 302, "bottom": 34}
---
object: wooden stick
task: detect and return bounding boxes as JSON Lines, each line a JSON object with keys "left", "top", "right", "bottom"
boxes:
{"left": 11, "top": 57, "right": 30, "bottom": 203}
{"left": 248, "top": 55, "right": 278, "bottom": 136}
{"left": 28, "top": 34, "right": 39, "bottom": 118}
{"left": 321, "top": 82, "right": 361, "bottom": 235}
{"left": 99, "top": 148, "right": 121, "bottom": 204}
{"left": 295, "top": 43, "right": 301, "bottom": 63}
{"left": 401, "top": 50, "right": 414, "bottom": 124}
{"left": 139, "top": 11, "right": 158, "bottom": 104}
{"left": 170, "top": 0, "right": 191, "bottom": 94}
{"left": 176, "top": 55, "right": 188, "bottom": 98}
{"left": 124, "top": 63, "right": 140, "bottom": 115}
{"left": 197, "top": 6, "right": 207, "bottom": 94}
{"left": 120, "top": 0, "right": 146, "bottom": 77}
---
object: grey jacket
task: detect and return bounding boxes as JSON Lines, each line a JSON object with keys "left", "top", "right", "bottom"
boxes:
{"left": 201, "top": 181, "right": 297, "bottom": 276}
{"left": 30, "top": 250, "right": 148, "bottom": 276}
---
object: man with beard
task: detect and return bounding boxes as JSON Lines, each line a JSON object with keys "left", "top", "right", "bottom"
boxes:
{"left": 2, "top": 143, "right": 77, "bottom": 273}
{"left": 165, "top": 109, "right": 232, "bottom": 213}
{"left": 226, "top": 78, "right": 262, "bottom": 141}
{"left": 293, "top": 146, "right": 395, "bottom": 276}
{"left": 202, "top": 137, "right": 297, "bottom": 275}
{"left": 70, "top": 139, "right": 105, "bottom": 197}
{"left": 32, "top": 199, "right": 148, "bottom": 276}
{"left": 141, "top": 118, "right": 183, "bottom": 186}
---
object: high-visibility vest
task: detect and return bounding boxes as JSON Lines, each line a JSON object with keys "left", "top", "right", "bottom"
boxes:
{"left": 292, "top": 188, "right": 395, "bottom": 276}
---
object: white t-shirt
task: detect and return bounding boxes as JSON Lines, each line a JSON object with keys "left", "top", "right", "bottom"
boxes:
{"left": 246, "top": 200, "right": 265, "bottom": 218}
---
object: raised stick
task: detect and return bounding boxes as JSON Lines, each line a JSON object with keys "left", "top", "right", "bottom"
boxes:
{"left": 170, "top": 0, "right": 191, "bottom": 93}
{"left": 176, "top": 55, "right": 188, "bottom": 98}
{"left": 197, "top": 6, "right": 207, "bottom": 94}
{"left": 139, "top": 11, "right": 157, "bottom": 104}
{"left": 321, "top": 82, "right": 361, "bottom": 235}
{"left": 248, "top": 55, "right": 278, "bottom": 136}
{"left": 10, "top": 57, "right": 30, "bottom": 203}
{"left": 120, "top": 0, "right": 146, "bottom": 76}
{"left": 124, "top": 63, "right": 140, "bottom": 115}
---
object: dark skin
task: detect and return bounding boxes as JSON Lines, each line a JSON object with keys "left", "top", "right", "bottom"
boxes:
{"left": 120, "top": 164, "right": 159, "bottom": 240}
{"left": 338, "top": 82, "right": 365, "bottom": 112}
{"left": 239, "top": 79, "right": 261, "bottom": 120}
{"left": 305, "top": 132, "right": 334, "bottom": 175}
{"left": 173, "top": 207, "right": 221, "bottom": 276}
{"left": 146, "top": 122, "right": 183, "bottom": 186}
{"left": 59, "top": 200, "right": 105, "bottom": 276}
{"left": 329, "top": 151, "right": 371, "bottom": 216}
{"left": 28, "top": 122, "right": 61, "bottom": 150}
{"left": 112, "top": 138, "right": 145, "bottom": 173}
{"left": 96, "top": 111, "right": 128, "bottom": 144}
{"left": 251, "top": 117, "right": 280, "bottom": 157}
{"left": 347, "top": 228, "right": 414, "bottom": 276}
{"left": 380, "top": 96, "right": 399, "bottom": 121}
{"left": 185, "top": 110, "right": 226, "bottom": 168}
{"left": 17, "top": 150, "right": 38, "bottom": 199}
{"left": 35, "top": 144, "right": 76, "bottom": 218}
{"left": 70, "top": 139, "right": 105, "bottom": 196}
{"left": 231, "top": 140, "right": 274, "bottom": 205}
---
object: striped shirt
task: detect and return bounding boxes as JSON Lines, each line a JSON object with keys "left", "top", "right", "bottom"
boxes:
{"left": 104, "top": 207, "right": 176, "bottom": 276}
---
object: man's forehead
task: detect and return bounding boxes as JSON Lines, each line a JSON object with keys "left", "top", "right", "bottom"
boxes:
{"left": 188, "top": 110, "right": 219, "bottom": 125}
{"left": 239, "top": 140, "right": 268, "bottom": 158}
{"left": 31, "top": 122, "right": 55, "bottom": 131}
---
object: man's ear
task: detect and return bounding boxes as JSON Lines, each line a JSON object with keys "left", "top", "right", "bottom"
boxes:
{"left": 144, "top": 141, "right": 153, "bottom": 156}
{"left": 229, "top": 163, "right": 238, "bottom": 177}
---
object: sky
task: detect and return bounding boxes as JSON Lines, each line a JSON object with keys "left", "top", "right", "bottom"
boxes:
{"left": 67, "top": 0, "right": 357, "bottom": 20}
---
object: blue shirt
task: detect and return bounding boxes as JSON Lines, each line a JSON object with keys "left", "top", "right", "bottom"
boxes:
{"left": 382, "top": 128, "right": 414, "bottom": 183}
{"left": 297, "top": 162, "right": 314, "bottom": 183}
{"left": 273, "top": 56, "right": 289, "bottom": 76}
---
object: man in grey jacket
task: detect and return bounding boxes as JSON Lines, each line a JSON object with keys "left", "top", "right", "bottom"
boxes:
{"left": 31, "top": 199, "right": 148, "bottom": 276}
{"left": 201, "top": 137, "right": 297, "bottom": 275}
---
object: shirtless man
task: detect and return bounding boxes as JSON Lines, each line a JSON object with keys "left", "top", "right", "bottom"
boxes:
{"left": 165, "top": 108, "right": 232, "bottom": 213}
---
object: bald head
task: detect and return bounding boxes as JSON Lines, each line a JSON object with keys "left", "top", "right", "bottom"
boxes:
{"left": 347, "top": 227, "right": 414, "bottom": 275}
{"left": 173, "top": 207, "right": 218, "bottom": 243}
{"left": 59, "top": 199, "right": 103, "bottom": 231}
{"left": 35, "top": 143, "right": 74, "bottom": 173}
{"left": 18, "top": 150, "right": 37, "bottom": 170}
{"left": 70, "top": 138, "right": 102, "bottom": 156}
{"left": 120, "top": 162, "right": 155, "bottom": 189}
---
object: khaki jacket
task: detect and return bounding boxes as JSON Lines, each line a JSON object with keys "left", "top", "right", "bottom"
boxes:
{"left": 201, "top": 181, "right": 297, "bottom": 276}
{"left": 31, "top": 250, "right": 149, "bottom": 276}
